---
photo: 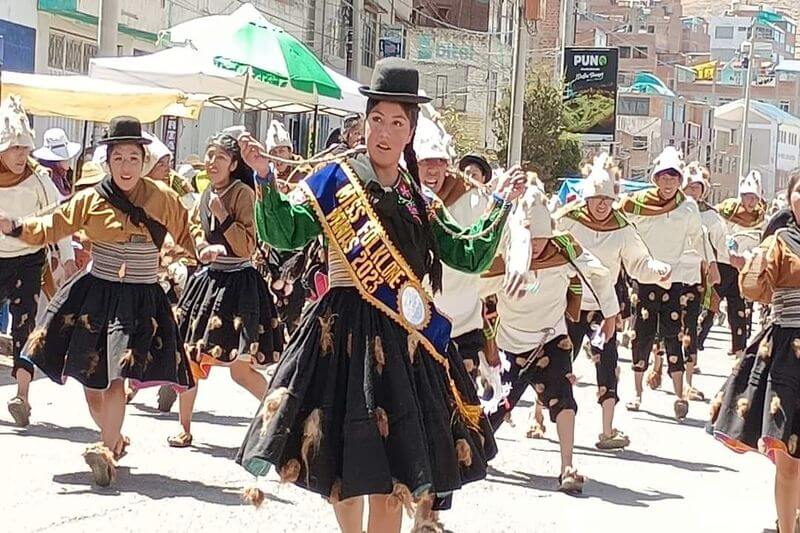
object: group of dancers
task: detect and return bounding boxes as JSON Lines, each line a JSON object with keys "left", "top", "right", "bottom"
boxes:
{"left": 1, "top": 57, "right": 799, "bottom": 532}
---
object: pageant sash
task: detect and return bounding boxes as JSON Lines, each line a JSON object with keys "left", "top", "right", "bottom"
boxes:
{"left": 298, "top": 162, "right": 481, "bottom": 428}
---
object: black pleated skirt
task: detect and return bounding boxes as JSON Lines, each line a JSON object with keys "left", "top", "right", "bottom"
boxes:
{"left": 22, "top": 272, "right": 194, "bottom": 391}
{"left": 713, "top": 324, "right": 800, "bottom": 461}
{"left": 176, "top": 265, "right": 283, "bottom": 379}
{"left": 236, "top": 287, "right": 497, "bottom": 501}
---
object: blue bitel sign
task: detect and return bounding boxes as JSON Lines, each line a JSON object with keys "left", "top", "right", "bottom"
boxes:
{"left": 563, "top": 48, "right": 619, "bottom": 141}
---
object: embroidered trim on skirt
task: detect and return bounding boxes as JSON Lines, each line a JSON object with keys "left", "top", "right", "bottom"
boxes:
{"left": 177, "top": 265, "right": 283, "bottom": 379}
{"left": 21, "top": 272, "right": 195, "bottom": 391}
{"left": 236, "top": 287, "right": 497, "bottom": 501}
{"left": 713, "top": 324, "right": 800, "bottom": 461}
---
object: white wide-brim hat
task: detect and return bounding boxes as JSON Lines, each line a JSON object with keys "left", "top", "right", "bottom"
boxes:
{"left": 414, "top": 115, "right": 452, "bottom": 162}
{"left": 33, "top": 128, "right": 82, "bottom": 161}
{"left": 582, "top": 152, "right": 617, "bottom": 199}
{"left": 651, "top": 146, "right": 684, "bottom": 181}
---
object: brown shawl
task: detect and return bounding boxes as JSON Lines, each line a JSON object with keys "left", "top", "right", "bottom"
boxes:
{"left": 559, "top": 201, "right": 630, "bottom": 232}
{"left": 717, "top": 197, "right": 766, "bottom": 228}
{"left": 619, "top": 189, "right": 685, "bottom": 217}
{"left": 436, "top": 169, "right": 485, "bottom": 207}
{"left": 0, "top": 158, "right": 33, "bottom": 188}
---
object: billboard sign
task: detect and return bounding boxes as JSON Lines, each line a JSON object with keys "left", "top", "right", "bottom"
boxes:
{"left": 563, "top": 47, "right": 619, "bottom": 141}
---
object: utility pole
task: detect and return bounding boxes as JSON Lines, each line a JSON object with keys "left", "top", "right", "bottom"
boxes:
{"left": 351, "top": 0, "right": 364, "bottom": 81}
{"left": 557, "top": 0, "right": 575, "bottom": 80}
{"left": 507, "top": 0, "right": 528, "bottom": 165}
{"left": 98, "top": 0, "right": 121, "bottom": 57}
{"left": 739, "top": 36, "right": 755, "bottom": 176}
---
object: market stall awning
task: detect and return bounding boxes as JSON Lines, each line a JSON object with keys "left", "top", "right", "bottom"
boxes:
{"left": 90, "top": 46, "right": 364, "bottom": 116}
{"left": 2, "top": 70, "right": 203, "bottom": 122}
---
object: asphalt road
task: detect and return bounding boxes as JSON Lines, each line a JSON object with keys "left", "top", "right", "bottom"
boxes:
{"left": 0, "top": 325, "right": 779, "bottom": 532}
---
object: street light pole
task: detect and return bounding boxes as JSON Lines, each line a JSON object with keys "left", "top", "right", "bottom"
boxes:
{"left": 98, "top": 0, "right": 120, "bottom": 57}
{"left": 739, "top": 33, "right": 755, "bottom": 177}
{"left": 507, "top": 0, "right": 528, "bottom": 166}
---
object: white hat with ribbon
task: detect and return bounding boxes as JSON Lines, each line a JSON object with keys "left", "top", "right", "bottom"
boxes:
{"left": 0, "top": 95, "right": 35, "bottom": 153}
{"left": 651, "top": 146, "right": 684, "bottom": 181}
{"left": 266, "top": 120, "right": 293, "bottom": 152}
{"left": 738, "top": 169, "right": 762, "bottom": 198}
{"left": 582, "top": 152, "right": 617, "bottom": 199}
{"left": 33, "top": 128, "right": 82, "bottom": 161}
{"left": 413, "top": 115, "right": 453, "bottom": 162}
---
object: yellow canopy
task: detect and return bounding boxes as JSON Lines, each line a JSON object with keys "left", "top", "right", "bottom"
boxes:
{"left": 2, "top": 71, "right": 204, "bottom": 122}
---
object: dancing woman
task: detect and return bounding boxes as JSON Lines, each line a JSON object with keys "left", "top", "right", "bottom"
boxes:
{"left": 167, "top": 133, "right": 283, "bottom": 448}
{"left": 712, "top": 168, "right": 800, "bottom": 533}
{"left": 0, "top": 116, "right": 196, "bottom": 486}
{"left": 236, "top": 58, "right": 524, "bottom": 533}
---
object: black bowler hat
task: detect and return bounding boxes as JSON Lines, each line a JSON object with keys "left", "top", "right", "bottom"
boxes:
{"left": 359, "top": 58, "right": 432, "bottom": 104}
{"left": 98, "top": 116, "right": 152, "bottom": 145}
{"left": 459, "top": 153, "right": 493, "bottom": 181}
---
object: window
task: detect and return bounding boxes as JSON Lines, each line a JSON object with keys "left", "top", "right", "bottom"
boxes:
{"left": 780, "top": 101, "right": 790, "bottom": 113}
{"left": 47, "top": 33, "right": 65, "bottom": 69}
{"left": 715, "top": 26, "right": 734, "bottom": 39}
{"left": 48, "top": 30, "right": 97, "bottom": 74}
{"left": 632, "top": 46, "right": 648, "bottom": 59}
{"left": 647, "top": 25, "right": 655, "bottom": 34}
{"left": 632, "top": 135, "right": 649, "bottom": 150}
{"left": 618, "top": 46, "right": 631, "bottom": 59}
{"left": 361, "top": 11, "right": 377, "bottom": 68}
{"left": 618, "top": 96, "right": 650, "bottom": 116}
{"left": 435, "top": 75, "right": 447, "bottom": 108}
{"left": 737, "top": 26, "right": 748, "bottom": 32}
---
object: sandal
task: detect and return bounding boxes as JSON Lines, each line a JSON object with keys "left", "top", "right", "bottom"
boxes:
{"left": 674, "top": 399, "right": 689, "bottom": 421}
{"left": 525, "top": 420, "right": 546, "bottom": 439}
{"left": 558, "top": 467, "right": 585, "bottom": 494}
{"left": 646, "top": 366, "right": 662, "bottom": 390}
{"left": 596, "top": 429, "right": 630, "bottom": 450}
{"left": 687, "top": 387, "right": 705, "bottom": 401}
{"left": 83, "top": 443, "right": 117, "bottom": 487}
{"left": 7, "top": 396, "right": 31, "bottom": 427}
{"left": 167, "top": 431, "right": 193, "bottom": 448}
{"left": 157, "top": 386, "right": 177, "bottom": 413}
{"left": 625, "top": 397, "right": 641, "bottom": 411}
{"left": 114, "top": 435, "right": 131, "bottom": 460}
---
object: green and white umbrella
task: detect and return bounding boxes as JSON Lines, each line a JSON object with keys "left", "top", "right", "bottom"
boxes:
{"left": 163, "top": 3, "right": 343, "bottom": 102}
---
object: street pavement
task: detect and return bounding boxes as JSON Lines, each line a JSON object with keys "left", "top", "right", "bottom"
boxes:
{"left": 0, "top": 325, "right": 779, "bottom": 533}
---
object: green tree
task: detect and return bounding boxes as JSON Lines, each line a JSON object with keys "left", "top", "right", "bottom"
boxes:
{"left": 493, "top": 70, "right": 582, "bottom": 191}
{"left": 439, "top": 105, "right": 482, "bottom": 159}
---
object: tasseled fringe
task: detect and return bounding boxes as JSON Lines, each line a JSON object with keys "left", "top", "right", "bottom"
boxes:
{"left": 60, "top": 313, "right": 76, "bottom": 333}
{"left": 789, "top": 434, "right": 798, "bottom": 455}
{"left": 758, "top": 339, "right": 772, "bottom": 359}
{"left": 259, "top": 387, "right": 289, "bottom": 435}
{"left": 279, "top": 459, "right": 301, "bottom": 483}
{"left": 373, "top": 336, "right": 385, "bottom": 375}
{"left": 319, "top": 310, "right": 336, "bottom": 355}
{"left": 119, "top": 349, "right": 135, "bottom": 369}
{"left": 387, "top": 482, "right": 414, "bottom": 518}
{"left": 455, "top": 438, "right": 472, "bottom": 467}
{"left": 771, "top": 395, "right": 782, "bottom": 416}
{"left": 300, "top": 409, "right": 322, "bottom": 483}
{"left": 80, "top": 351, "right": 100, "bottom": 378}
{"left": 209, "top": 315, "right": 223, "bottom": 330}
{"left": 26, "top": 327, "right": 47, "bottom": 356}
{"left": 234, "top": 316, "right": 244, "bottom": 331}
{"left": 736, "top": 397, "right": 750, "bottom": 418}
{"left": 375, "top": 407, "right": 389, "bottom": 438}
{"left": 241, "top": 486, "right": 266, "bottom": 508}
{"left": 78, "top": 314, "right": 96, "bottom": 333}
{"left": 449, "top": 379, "right": 483, "bottom": 432}
{"left": 407, "top": 334, "right": 419, "bottom": 363}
